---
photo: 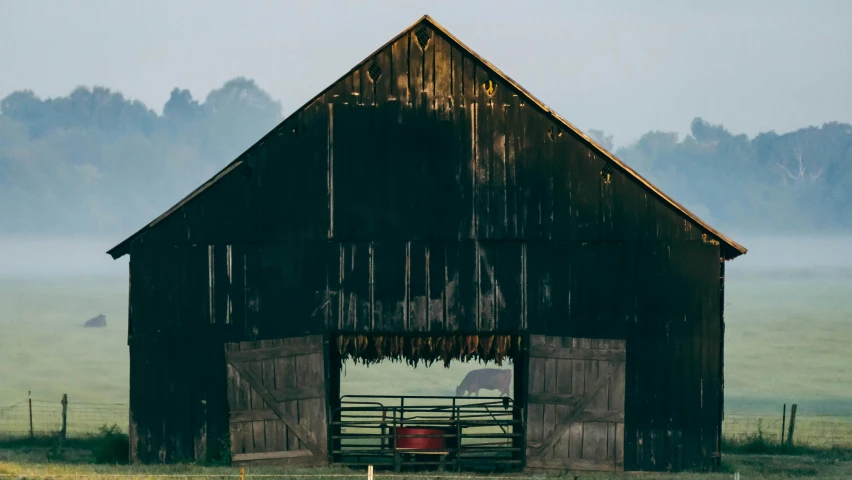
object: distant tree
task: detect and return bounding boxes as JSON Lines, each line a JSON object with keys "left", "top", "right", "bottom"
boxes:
{"left": 587, "top": 129, "right": 614, "bottom": 151}
{"left": 163, "top": 88, "right": 202, "bottom": 124}
{"left": 0, "top": 80, "right": 850, "bottom": 236}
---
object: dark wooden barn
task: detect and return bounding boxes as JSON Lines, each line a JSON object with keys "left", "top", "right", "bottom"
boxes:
{"left": 107, "top": 15, "right": 746, "bottom": 473}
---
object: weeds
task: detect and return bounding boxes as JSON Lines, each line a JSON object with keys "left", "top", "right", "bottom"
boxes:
{"left": 91, "top": 424, "right": 129, "bottom": 464}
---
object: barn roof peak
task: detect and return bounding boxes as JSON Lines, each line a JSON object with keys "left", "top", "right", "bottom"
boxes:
{"left": 107, "top": 14, "right": 747, "bottom": 260}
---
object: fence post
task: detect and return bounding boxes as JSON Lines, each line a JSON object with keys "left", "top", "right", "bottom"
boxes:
{"left": 60, "top": 394, "right": 68, "bottom": 440}
{"left": 28, "top": 391, "right": 34, "bottom": 438}
{"left": 786, "top": 403, "right": 797, "bottom": 447}
{"left": 781, "top": 403, "right": 786, "bottom": 445}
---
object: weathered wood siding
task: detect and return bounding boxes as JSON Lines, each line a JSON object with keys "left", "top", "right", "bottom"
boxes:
{"left": 125, "top": 20, "right": 726, "bottom": 472}
{"left": 225, "top": 336, "right": 329, "bottom": 467}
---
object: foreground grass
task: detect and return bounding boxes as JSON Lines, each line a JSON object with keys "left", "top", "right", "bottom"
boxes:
{"left": 1, "top": 456, "right": 852, "bottom": 479}
{"left": 1, "top": 437, "right": 852, "bottom": 480}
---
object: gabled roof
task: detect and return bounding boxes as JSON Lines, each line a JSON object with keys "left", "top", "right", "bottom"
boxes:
{"left": 108, "top": 15, "right": 747, "bottom": 260}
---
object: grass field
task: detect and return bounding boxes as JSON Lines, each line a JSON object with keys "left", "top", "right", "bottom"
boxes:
{"left": 1, "top": 441, "right": 851, "bottom": 480}
{"left": 1, "top": 239, "right": 851, "bottom": 444}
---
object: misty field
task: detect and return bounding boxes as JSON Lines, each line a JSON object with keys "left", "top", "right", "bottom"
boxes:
{"left": 1, "top": 260, "right": 851, "bottom": 440}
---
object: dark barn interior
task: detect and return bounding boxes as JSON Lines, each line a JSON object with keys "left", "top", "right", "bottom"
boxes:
{"left": 107, "top": 15, "right": 746, "bottom": 473}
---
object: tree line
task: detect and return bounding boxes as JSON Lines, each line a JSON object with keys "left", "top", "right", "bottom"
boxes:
{"left": 1, "top": 78, "right": 849, "bottom": 236}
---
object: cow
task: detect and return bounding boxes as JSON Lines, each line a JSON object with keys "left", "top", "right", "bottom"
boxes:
{"left": 84, "top": 314, "right": 107, "bottom": 328}
{"left": 455, "top": 368, "right": 512, "bottom": 397}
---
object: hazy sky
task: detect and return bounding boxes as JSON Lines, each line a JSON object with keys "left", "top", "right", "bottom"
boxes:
{"left": 1, "top": 0, "right": 850, "bottom": 146}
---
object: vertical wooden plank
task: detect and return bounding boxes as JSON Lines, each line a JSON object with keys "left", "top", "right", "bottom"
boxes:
{"left": 225, "top": 344, "right": 240, "bottom": 457}
{"left": 444, "top": 241, "right": 477, "bottom": 332}
{"left": 593, "top": 351, "right": 611, "bottom": 462}
{"left": 523, "top": 241, "right": 550, "bottom": 334}
{"left": 238, "top": 343, "right": 255, "bottom": 454}
{"left": 541, "top": 337, "right": 558, "bottom": 459}
{"left": 294, "top": 337, "right": 311, "bottom": 451}
{"left": 568, "top": 341, "right": 585, "bottom": 460}
{"left": 451, "top": 41, "right": 465, "bottom": 103}
{"left": 494, "top": 242, "right": 523, "bottom": 331}
{"left": 540, "top": 121, "right": 556, "bottom": 241}
{"left": 349, "top": 70, "right": 361, "bottom": 105}
{"left": 277, "top": 338, "right": 299, "bottom": 451}
{"left": 421, "top": 26, "right": 435, "bottom": 102}
{"left": 261, "top": 340, "right": 280, "bottom": 454}
{"left": 434, "top": 32, "right": 452, "bottom": 112}
{"left": 391, "top": 34, "right": 410, "bottom": 105}
{"left": 244, "top": 247, "right": 262, "bottom": 339}
{"left": 427, "top": 242, "right": 446, "bottom": 332}
{"left": 341, "top": 243, "right": 372, "bottom": 331}
{"left": 454, "top": 99, "right": 474, "bottom": 240}
{"left": 213, "top": 245, "right": 230, "bottom": 325}
{"left": 408, "top": 241, "right": 428, "bottom": 332}
{"left": 372, "top": 242, "right": 407, "bottom": 332}
{"left": 550, "top": 127, "right": 572, "bottom": 241}
{"left": 373, "top": 46, "right": 392, "bottom": 101}
{"left": 444, "top": 242, "right": 458, "bottom": 332}
{"left": 526, "top": 335, "right": 546, "bottom": 458}
{"left": 477, "top": 242, "right": 496, "bottom": 331}
{"left": 360, "top": 62, "right": 375, "bottom": 106}
{"left": 600, "top": 157, "right": 616, "bottom": 242}
{"left": 309, "top": 335, "right": 328, "bottom": 454}
{"left": 521, "top": 111, "right": 543, "bottom": 239}
{"left": 229, "top": 245, "right": 246, "bottom": 331}
{"left": 409, "top": 29, "right": 425, "bottom": 103}
{"left": 248, "top": 344, "right": 266, "bottom": 453}
{"left": 554, "top": 337, "right": 573, "bottom": 460}
{"left": 474, "top": 64, "right": 491, "bottom": 237}
{"left": 505, "top": 91, "right": 521, "bottom": 238}
{"left": 514, "top": 101, "right": 529, "bottom": 239}
{"left": 326, "top": 242, "right": 342, "bottom": 331}
{"left": 489, "top": 77, "right": 508, "bottom": 239}
{"left": 464, "top": 56, "right": 477, "bottom": 100}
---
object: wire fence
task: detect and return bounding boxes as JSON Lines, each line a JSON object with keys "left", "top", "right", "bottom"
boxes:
{"left": 0, "top": 398, "right": 127, "bottom": 437}
{"left": 723, "top": 412, "right": 852, "bottom": 448}
{"left": 1, "top": 397, "right": 850, "bottom": 449}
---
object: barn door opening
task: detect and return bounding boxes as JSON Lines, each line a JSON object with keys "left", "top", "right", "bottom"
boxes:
{"left": 525, "top": 336, "right": 625, "bottom": 472}
{"left": 224, "top": 335, "right": 329, "bottom": 467}
{"left": 329, "top": 333, "right": 524, "bottom": 472}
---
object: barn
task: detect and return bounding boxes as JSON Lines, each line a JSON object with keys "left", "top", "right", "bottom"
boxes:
{"left": 107, "top": 15, "right": 747, "bottom": 473}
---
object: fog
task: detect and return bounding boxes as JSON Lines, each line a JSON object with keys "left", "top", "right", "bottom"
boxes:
{"left": 0, "top": 235, "right": 127, "bottom": 279}
{"left": 727, "top": 236, "right": 852, "bottom": 270}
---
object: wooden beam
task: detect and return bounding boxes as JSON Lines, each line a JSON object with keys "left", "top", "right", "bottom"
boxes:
{"left": 533, "top": 362, "right": 617, "bottom": 457}
{"left": 528, "top": 393, "right": 577, "bottom": 406}
{"left": 571, "top": 410, "right": 624, "bottom": 423}
{"left": 225, "top": 343, "right": 324, "bottom": 363}
{"left": 529, "top": 346, "right": 625, "bottom": 362}
{"left": 232, "top": 455, "right": 328, "bottom": 468}
{"left": 232, "top": 450, "right": 313, "bottom": 462}
{"left": 230, "top": 410, "right": 278, "bottom": 423}
{"left": 227, "top": 361, "right": 325, "bottom": 457}
{"left": 526, "top": 456, "right": 622, "bottom": 472}
{"left": 271, "top": 384, "right": 325, "bottom": 403}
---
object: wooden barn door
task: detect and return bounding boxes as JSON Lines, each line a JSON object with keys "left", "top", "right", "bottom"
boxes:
{"left": 224, "top": 335, "right": 328, "bottom": 467}
{"left": 525, "top": 336, "right": 626, "bottom": 472}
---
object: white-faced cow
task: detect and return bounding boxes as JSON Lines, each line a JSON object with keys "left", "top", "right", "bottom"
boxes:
{"left": 456, "top": 368, "right": 512, "bottom": 397}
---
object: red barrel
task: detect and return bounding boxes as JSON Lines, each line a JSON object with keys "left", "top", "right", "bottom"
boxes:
{"left": 394, "top": 427, "right": 447, "bottom": 450}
